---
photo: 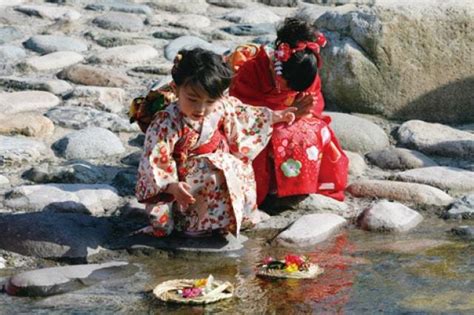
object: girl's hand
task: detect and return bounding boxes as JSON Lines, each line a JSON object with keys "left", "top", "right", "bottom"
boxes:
{"left": 273, "top": 107, "right": 296, "bottom": 125}
{"left": 166, "top": 182, "right": 196, "bottom": 208}
{"left": 292, "top": 92, "right": 317, "bottom": 118}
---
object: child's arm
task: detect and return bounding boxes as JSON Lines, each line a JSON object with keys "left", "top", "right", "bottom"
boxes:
{"left": 272, "top": 107, "right": 296, "bottom": 125}
{"left": 165, "top": 182, "right": 195, "bottom": 208}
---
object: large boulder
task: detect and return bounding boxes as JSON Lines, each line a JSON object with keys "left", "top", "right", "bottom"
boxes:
{"left": 313, "top": 0, "right": 474, "bottom": 123}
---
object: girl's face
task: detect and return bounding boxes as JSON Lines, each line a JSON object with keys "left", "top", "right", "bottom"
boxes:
{"left": 176, "top": 84, "right": 219, "bottom": 121}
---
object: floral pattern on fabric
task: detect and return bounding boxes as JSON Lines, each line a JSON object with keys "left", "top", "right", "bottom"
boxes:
{"left": 135, "top": 96, "right": 273, "bottom": 237}
{"left": 280, "top": 159, "right": 302, "bottom": 177}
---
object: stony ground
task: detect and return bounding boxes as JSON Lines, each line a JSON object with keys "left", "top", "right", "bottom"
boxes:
{"left": 0, "top": 0, "right": 473, "bottom": 306}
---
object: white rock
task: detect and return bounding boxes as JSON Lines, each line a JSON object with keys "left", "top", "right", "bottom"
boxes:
{"left": 93, "top": 45, "right": 158, "bottom": 64}
{"left": 0, "top": 91, "right": 60, "bottom": 114}
{"left": 15, "top": 5, "right": 81, "bottom": 21}
{"left": 25, "top": 51, "right": 84, "bottom": 71}
{"left": 277, "top": 213, "right": 347, "bottom": 247}
{"left": 72, "top": 86, "right": 126, "bottom": 113}
{"left": 0, "top": 174, "right": 9, "bottom": 185}
{"left": 358, "top": 200, "right": 423, "bottom": 232}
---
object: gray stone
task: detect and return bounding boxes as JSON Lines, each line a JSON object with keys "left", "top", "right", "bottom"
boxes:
{"left": 259, "top": 0, "right": 298, "bottom": 6}
{"left": 71, "top": 86, "right": 126, "bottom": 113}
{"left": 0, "top": 91, "right": 60, "bottom": 114}
{"left": 397, "top": 120, "right": 474, "bottom": 160}
{"left": 347, "top": 179, "right": 454, "bottom": 207}
{"left": 0, "top": 76, "right": 73, "bottom": 96}
{"left": 52, "top": 127, "right": 125, "bottom": 160}
{"left": 58, "top": 64, "right": 135, "bottom": 87}
{"left": 451, "top": 225, "right": 474, "bottom": 239}
{"left": 147, "top": 13, "right": 211, "bottom": 29}
{"left": 0, "top": 112, "right": 54, "bottom": 137}
{"left": 0, "top": 174, "right": 9, "bottom": 185}
{"left": 3, "top": 183, "right": 121, "bottom": 215}
{"left": 46, "top": 106, "right": 137, "bottom": 133}
{"left": 5, "top": 261, "right": 131, "bottom": 297}
{"left": 131, "top": 65, "right": 172, "bottom": 75}
{"left": 86, "top": 2, "right": 152, "bottom": 15}
{"left": 269, "top": 194, "right": 351, "bottom": 217}
{"left": 86, "top": 32, "right": 135, "bottom": 48}
{"left": 112, "top": 169, "right": 137, "bottom": 196}
{"left": 0, "top": 45, "right": 26, "bottom": 61}
{"left": 152, "top": 27, "right": 191, "bottom": 40}
{"left": 92, "top": 12, "right": 144, "bottom": 32}
{"left": 366, "top": 147, "right": 438, "bottom": 170}
{"left": 316, "top": 1, "right": 474, "bottom": 124}
{"left": 358, "top": 200, "right": 423, "bottom": 232}
{"left": 111, "top": 233, "right": 247, "bottom": 256}
{"left": 207, "top": 0, "right": 249, "bottom": 8}
{"left": 394, "top": 166, "right": 474, "bottom": 194}
{"left": 221, "top": 23, "right": 275, "bottom": 36}
{"left": 22, "top": 162, "right": 111, "bottom": 185}
{"left": 251, "top": 210, "right": 303, "bottom": 240}
{"left": 328, "top": 112, "right": 390, "bottom": 154}
{"left": 222, "top": 6, "right": 281, "bottom": 24}
{"left": 120, "top": 151, "right": 142, "bottom": 167}
{"left": 24, "top": 51, "right": 84, "bottom": 71}
{"left": 15, "top": 5, "right": 81, "bottom": 21}
{"left": 0, "top": 212, "right": 115, "bottom": 260}
{"left": 276, "top": 213, "right": 347, "bottom": 247}
{"left": 0, "top": 136, "right": 51, "bottom": 168}
{"left": 150, "top": 0, "right": 209, "bottom": 14}
{"left": 444, "top": 194, "right": 474, "bottom": 220}
{"left": 165, "top": 36, "right": 229, "bottom": 61}
{"left": 345, "top": 150, "right": 367, "bottom": 176}
{"left": 92, "top": 44, "right": 158, "bottom": 64}
{"left": 0, "top": 27, "right": 23, "bottom": 44}
{"left": 23, "top": 35, "right": 88, "bottom": 54}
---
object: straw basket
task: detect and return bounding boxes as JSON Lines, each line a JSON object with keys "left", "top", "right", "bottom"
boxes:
{"left": 153, "top": 279, "right": 234, "bottom": 305}
{"left": 257, "top": 263, "right": 323, "bottom": 279}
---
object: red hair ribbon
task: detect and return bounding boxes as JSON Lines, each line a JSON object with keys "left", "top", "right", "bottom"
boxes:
{"left": 275, "top": 33, "right": 327, "bottom": 68}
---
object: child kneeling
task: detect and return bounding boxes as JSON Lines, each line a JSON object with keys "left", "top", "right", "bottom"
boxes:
{"left": 135, "top": 48, "right": 295, "bottom": 237}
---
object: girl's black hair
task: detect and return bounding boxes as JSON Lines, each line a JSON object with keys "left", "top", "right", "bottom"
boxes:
{"left": 171, "top": 48, "right": 233, "bottom": 99}
{"left": 276, "top": 17, "right": 318, "bottom": 92}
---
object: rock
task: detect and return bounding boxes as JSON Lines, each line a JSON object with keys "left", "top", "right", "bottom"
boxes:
{"left": 92, "top": 44, "right": 158, "bottom": 64}
{"left": 92, "top": 12, "right": 144, "bottom": 32}
{"left": 112, "top": 169, "right": 137, "bottom": 196}
{"left": 15, "top": 5, "right": 81, "bottom": 21}
{"left": 0, "top": 136, "right": 51, "bottom": 168}
{"left": 444, "top": 194, "right": 474, "bottom": 220}
{"left": 131, "top": 64, "right": 172, "bottom": 75}
{"left": 165, "top": 36, "right": 229, "bottom": 61}
{"left": 345, "top": 150, "right": 367, "bottom": 176}
{"left": 57, "top": 64, "right": 134, "bottom": 87}
{"left": 0, "top": 174, "right": 9, "bottom": 185}
{"left": 0, "top": 212, "right": 115, "bottom": 260}
{"left": 3, "top": 183, "right": 121, "bottom": 215}
{"left": 46, "top": 106, "right": 137, "bottom": 133}
{"left": 0, "top": 91, "right": 60, "bottom": 114}
{"left": 0, "top": 26, "right": 23, "bottom": 44}
{"left": 294, "top": 3, "right": 328, "bottom": 22}
{"left": 121, "top": 151, "right": 142, "bottom": 167}
{"left": 0, "top": 76, "right": 73, "bottom": 96}
{"left": 22, "top": 162, "right": 111, "bottom": 185}
{"left": 394, "top": 166, "right": 474, "bottom": 194}
{"left": 221, "top": 23, "right": 275, "bottom": 36}
{"left": 149, "top": 0, "right": 209, "bottom": 14}
{"left": 328, "top": 112, "right": 390, "bottom": 153}
{"left": 372, "top": 239, "right": 454, "bottom": 254}
{"left": 23, "top": 35, "right": 88, "bottom": 54}
{"left": 259, "top": 0, "right": 298, "bottom": 6}
{"left": 276, "top": 213, "right": 347, "bottom": 247}
{"left": 86, "top": 2, "right": 152, "bottom": 15}
{"left": 0, "top": 45, "right": 26, "bottom": 61}
{"left": 358, "top": 200, "right": 423, "bottom": 232}
{"left": 52, "top": 127, "right": 125, "bottom": 159}
{"left": 111, "top": 233, "right": 247, "bottom": 256}
{"left": 347, "top": 179, "right": 454, "bottom": 207}
{"left": 85, "top": 32, "right": 136, "bottom": 48}
{"left": 5, "top": 261, "right": 130, "bottom": 297}
{"left": 397, "top": 120, "right": 474, "bottom": 159}
{"left": 222, "top": 6, "right": 281, "bottom": 24}
{"left": 316, "top": 1, "right": 474, "bottom": 123}
{"left": 0, "top": 256, "right": 5, "bottom": 269}
{"left": 366, "top": 147, "right": 438, "bottom": 170}
{"left": 152, "top": 27, "right": 191, "bottom": 40}
{"left": 206, "top": 0, "right": 249, "bottom": 8}
{"left": 0, "top": 112, "right": 54, "bottom": 137}
{"left": 251, "top": 210, "right": 302, "bottom": 239}
{"left": 451, "top": 225, "right": 474, "bottom": 239}
{"left": 24, "top": 51, "right": 84, "bottom": 71}
{"left": 146, "top": 13, "right": 211, "bottom": 29}
{"left": 71, "top": 86, "right": 126, "bottom": 113}
{"left": 267, "top": 194, "right": 351, "bottom": 217}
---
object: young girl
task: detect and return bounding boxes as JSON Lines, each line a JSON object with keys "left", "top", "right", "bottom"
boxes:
{"left": 135, "top": 48, "right": 295, "bottom": 237}
{"left": 229, "top": 17, "right": 348, "bottom": 204}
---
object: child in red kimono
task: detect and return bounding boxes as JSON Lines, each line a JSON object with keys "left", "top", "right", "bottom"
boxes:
{"left": 229, "top": 18, "right": 348, "bottom": 204}
{"left": 135, "top": 48, "right": 295, "bottom": 237}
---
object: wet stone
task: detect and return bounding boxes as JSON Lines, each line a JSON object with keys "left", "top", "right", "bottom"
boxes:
{"left": 92, "top": 12, "right": 144, "bottom": 32}
{"left": 221, "top": 23, "right": 275, "bottom": 36}
{"left": 52, "top": 127, "right": 125, "bottom": 160}
{"left": 451, "top": 226, "right": 474, "bottom": 240}
{"left": 46, "top": 106, "right": 137, "bottom": 132}
{"left": 5, "top": 261, "right": 131, "bottom": 297}
{"left": 0, "top": 26, "right": 23, "bottom": 44}
{"left": 444, "top": 194, "right": 474, "bottom": 220}
{"left": 23, "top": 35, "right": 88, "bottom": 54}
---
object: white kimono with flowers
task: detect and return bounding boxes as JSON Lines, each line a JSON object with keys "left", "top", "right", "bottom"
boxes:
{"left": 135, "top": 96, "right": 273, "bottom": 236}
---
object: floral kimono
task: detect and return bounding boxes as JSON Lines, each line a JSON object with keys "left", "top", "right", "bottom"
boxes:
{"left": 135, "top": 96, "right": 273, "bottom": 237}
{"left": 229, "top": 42, "right": 348, "bottom": 204}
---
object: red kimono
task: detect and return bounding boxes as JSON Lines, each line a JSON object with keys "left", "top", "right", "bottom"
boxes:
{"left": 229, "top": 45, "right": 348, "bottom": 204}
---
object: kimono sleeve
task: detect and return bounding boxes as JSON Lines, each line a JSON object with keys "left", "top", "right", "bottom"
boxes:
{"left": 222, "top": 96, "right": 273, "bottom": 162}
{"left": 135, "top": 111, "right": 180, "bottom": 203}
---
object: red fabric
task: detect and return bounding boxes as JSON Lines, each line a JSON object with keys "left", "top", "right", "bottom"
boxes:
{"left": 230, "top": 46, "right": 347, "bottom": 204}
